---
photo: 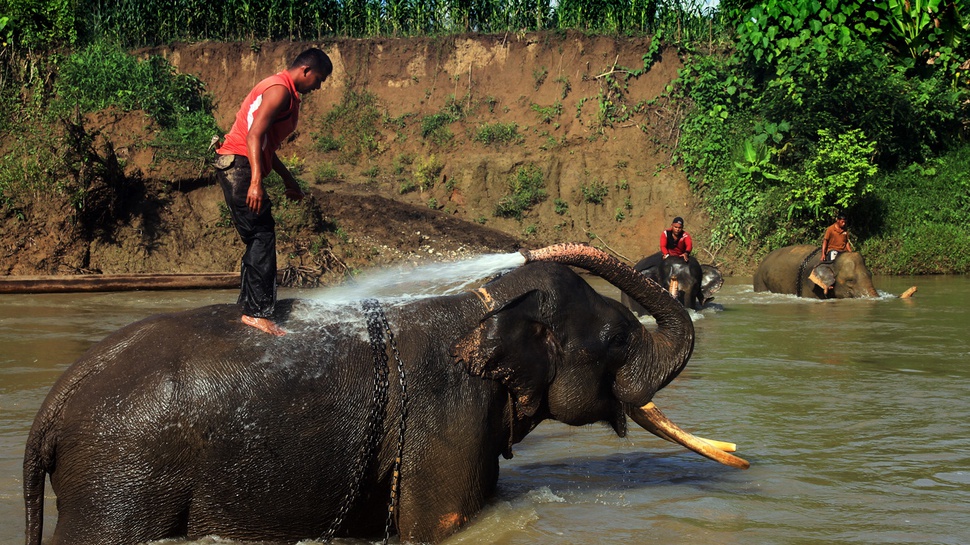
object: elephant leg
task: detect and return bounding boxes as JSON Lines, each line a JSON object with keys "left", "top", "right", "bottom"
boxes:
{"left": 50, "top": 473, "right": 188, "bottom": 544}
{"left": 395, "top": 444, "right": 499, "bottom": 542}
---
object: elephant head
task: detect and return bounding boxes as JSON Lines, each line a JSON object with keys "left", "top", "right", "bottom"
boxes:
{"left": 471, "top": 243, "right": 746, "bottom": 468}
{"left": 622, "top": 252, "right": 723, "bottom": 312}
{"left": 700, "top": 263, "right": 724, "bottom": 305}
{"left": 812, "top": 251, "right": 878, "bottom": 298}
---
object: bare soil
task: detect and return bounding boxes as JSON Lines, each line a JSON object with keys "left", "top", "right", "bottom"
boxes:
{"left": 1, "top": 32, "right": 727, "bottom": 286}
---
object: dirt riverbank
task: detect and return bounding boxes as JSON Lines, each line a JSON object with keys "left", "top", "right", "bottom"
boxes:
{"left": 1, "top": 32, "right": 734, "bottom": 287}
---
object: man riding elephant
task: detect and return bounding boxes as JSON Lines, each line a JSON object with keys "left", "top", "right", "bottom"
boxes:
{"left": 818, "top": 213, "right": 853, "bottom": 294}
{"left": 753, "top": 244, "right": 916, "bottom": 299}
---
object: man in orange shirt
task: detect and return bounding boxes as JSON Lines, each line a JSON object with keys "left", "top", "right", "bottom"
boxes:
{"left": 821, "top": 213, "right": 853, "bottom": 263}
{"left": 214, "top": 48, "right": 332, "bottom": 335}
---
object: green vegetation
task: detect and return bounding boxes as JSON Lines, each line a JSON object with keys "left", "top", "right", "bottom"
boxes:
{"left": 581, "top": 181, "right": 609, "bottom": 204}
{"left": 314, "top": 162, "right": 340, "bottom": 182}
{"left": 474, "top": 122, "right": 521, "bottom": 146}
{"left": 531, "top": 102, "right": 563, "bottom": 124}
{"left": 413, "top": 154, "right": 444, "bottom": 191}
{"left": 673, "top": 0, "right": 970, "bottom": 271}
{"left": 2, "top": 0, "right": 969, "bottom": 274}
{"left": 495, "top": 164, "right": 546, "bottom": 219}
{"left": 554, "top": 198, "right": 569, "bottom": 215}
{"left": 0, "top": 39, "right": 216, "bottom": 217}
{"left": 856, "top": 146, "right": 970, "bottom": 274}
{"left": 314, "top": 89, "right": 382, "bottom": 162}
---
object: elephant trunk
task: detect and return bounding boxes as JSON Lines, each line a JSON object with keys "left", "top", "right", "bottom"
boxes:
{"left": 521, "top": 243, "right": 694, "bottom": 403}
{"left": 628, "top": 403, "right": 749, "bottom": 469}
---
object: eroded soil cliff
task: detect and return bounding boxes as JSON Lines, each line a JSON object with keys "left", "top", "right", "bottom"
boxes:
{"left": 1, "top": 32, "right": 719, "bottom": 284}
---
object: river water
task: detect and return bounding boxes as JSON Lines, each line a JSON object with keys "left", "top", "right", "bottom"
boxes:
{"left": 2, "top": 270, "right": 969, "bottom": 545}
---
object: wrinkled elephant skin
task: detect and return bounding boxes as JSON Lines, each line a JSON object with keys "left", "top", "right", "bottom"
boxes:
{"left": 24, "top": 244, "right": 746, "bottom": 545}
{"left": 753, "top": 245, "right": 878, "bottom": 299}
{"left": 621, "top": 252, "right": 723, "bottom": 313}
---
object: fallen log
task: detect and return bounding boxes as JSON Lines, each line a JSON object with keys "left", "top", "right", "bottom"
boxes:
{"left": 0, "top": 273, "right": 241, "bottom": 294}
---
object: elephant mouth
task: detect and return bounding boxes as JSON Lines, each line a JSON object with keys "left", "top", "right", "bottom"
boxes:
{"left": 628, "top": 402, "right": 750, "bottom": 469}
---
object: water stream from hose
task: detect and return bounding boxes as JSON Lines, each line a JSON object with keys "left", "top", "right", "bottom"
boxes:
{"left": 308, "top": 252, "right": 527, "bottom": 306}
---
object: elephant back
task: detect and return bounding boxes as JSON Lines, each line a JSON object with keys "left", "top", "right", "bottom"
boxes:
{"left": 753, "top": 245, "right": 822, "bottom": 296}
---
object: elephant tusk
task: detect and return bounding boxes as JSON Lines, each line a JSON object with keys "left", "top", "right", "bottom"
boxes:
{"left": 629, "top": 402, "right": 750, "bottom": 469}
{"left": 639, "top": 425, "right": 736, "bottom": 452}
{"left": 668, "top": 278, "right": 679, "bottom": 298}
{"left": 900, "top": 286, "right": 917, "bottom": 298}
{"left": 699, "top": 437, "right": 738, "bottom": 452}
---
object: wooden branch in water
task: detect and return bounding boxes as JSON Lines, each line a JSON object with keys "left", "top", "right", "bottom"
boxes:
{"left": 584, "top": 232, "right": 634, "bottom": 264}
{"left": 0, "top": 273, "right": 240, "bottom": 294}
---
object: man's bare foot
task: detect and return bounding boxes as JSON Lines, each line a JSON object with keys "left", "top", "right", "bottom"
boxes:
{"left": 241, "top": 315, "right": 286, "bottom": 336}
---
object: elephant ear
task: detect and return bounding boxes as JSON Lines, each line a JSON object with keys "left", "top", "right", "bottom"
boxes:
{"left": 812, "top": 263, "right": 836, "bottom": 289}
{"left": 700, "top": 265, "right": 724, "bottom": 302}
{"left": 640, "top": 265, "right": 662, "bottom": 285}
{"left": 451, "top": 290, "right": 561, "bottom": 419}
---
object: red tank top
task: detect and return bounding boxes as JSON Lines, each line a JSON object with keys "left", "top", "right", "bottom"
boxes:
{"left": 216, "top": 70, "right": 300, "bottom": 177}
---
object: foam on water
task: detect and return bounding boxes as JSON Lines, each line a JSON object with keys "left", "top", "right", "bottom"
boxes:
{"left": 307, "top": 252, "right": 527, "bottom": 306}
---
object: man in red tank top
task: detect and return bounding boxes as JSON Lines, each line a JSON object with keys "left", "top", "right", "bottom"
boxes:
{"left": 214, "top": 48, "right": 332, "bottom": 335}
{"left": 660, "top": 216, "right": 692, "bottom": 262}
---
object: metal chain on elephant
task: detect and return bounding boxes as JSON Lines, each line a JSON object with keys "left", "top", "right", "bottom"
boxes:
{"left": 323, "top": 299, "right": 390, "bottom": 542}
{"left": 323, "top": 299, "right": 408, "bottom": 545}
{"left": 797, "top": 247, "right": 822, "bottom": 297}
{"left": 378, "top": 306, "right": 408, "bottom": 544}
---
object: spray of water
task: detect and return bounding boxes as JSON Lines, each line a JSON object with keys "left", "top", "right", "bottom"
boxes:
{"left": 308, "top": 252, "right": 526, "bottom": 306}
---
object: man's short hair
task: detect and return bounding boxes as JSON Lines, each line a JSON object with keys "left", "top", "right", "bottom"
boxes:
{"left": 291, "top": 48, "right": 333, "bottom": 77}
{"left": 836, "top": 212, "right": 846, "bottom": 220}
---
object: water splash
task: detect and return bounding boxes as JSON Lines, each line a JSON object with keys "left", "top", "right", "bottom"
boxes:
{"left": 308, "top": 252, "right": 526, "bottom": 306}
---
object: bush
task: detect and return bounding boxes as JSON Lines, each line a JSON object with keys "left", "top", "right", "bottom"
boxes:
{"left": 54, "top": 41, "right": 213, "bottom": 129}
{"left": 495, "top": 164, "right": 546, "bottom": 219}
{"left": 413, "top": 154, "right": 444, "bottom": 191}
{"left": 581, "top": 181, "right": 609, "bottom": 204}
{"left": 786, "top": 128, "right": 877, "bottom": 221}
{"left": 856, "top": 145, "right": 970, "bottom": 274}
{"left": 474, "top": 122, "right": 521, "bottom": 146}
{"left": 315, "top": 89, "right": 382, "bottom": 162}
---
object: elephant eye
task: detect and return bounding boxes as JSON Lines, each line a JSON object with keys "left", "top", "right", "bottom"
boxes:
{"left": 606, "top": 329, "right": 629, "bottom": 347}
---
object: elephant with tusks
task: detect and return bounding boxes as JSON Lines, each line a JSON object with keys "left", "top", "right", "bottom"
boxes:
{"left": 753, "top": 245, "right": 916, "bottom": 299}
{"left": 621, "top": 252, "right": 724, "bottom": 313}
{"left": 24, "top": 243, "right": 747, "bottom": 545}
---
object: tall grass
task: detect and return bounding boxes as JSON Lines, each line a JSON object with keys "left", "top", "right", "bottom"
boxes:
{"left": 64, "top": 0, "right": 726, "bottom": 47}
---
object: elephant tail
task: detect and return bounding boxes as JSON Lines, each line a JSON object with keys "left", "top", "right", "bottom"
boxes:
{"left": 23, "top": 423, "right": 49, "bottom": 545}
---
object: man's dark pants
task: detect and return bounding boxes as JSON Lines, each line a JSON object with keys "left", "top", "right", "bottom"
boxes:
{"left": 214, "top": 154, "right": 277, "bottom": 319}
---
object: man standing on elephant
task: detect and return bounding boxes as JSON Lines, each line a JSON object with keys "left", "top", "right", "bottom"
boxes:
{"left": 660, "top": 216, "right": 692, "bottom": 262}
{"left": 214, "top": 48, "right": 333, "bottom": 336}
{"left": 821, "top": 213, "right": 853, "bottom": 263}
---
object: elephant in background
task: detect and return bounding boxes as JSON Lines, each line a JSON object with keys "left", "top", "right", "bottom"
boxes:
{"left": 621, "top": 252, "right": 724, "bottom": 313}
{"left": 753, "top": 244, "right": 915, "bottom": 299}
{"left": 24, "top": 243, "right": 747, "bottom": 545}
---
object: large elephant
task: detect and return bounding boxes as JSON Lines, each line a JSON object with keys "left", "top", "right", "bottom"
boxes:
{"left": 24, "top": 243, "right": 747, "bottom": 545}
{"left": 621, "top": 252, "right": 723, "bottom": 313}
{"left": 753, "top": 244, "right": 915, "bottom": 299}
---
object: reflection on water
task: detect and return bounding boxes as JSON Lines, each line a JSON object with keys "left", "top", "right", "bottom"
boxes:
{"left": 2, "top": 274, "right": 970, "bottom": 544}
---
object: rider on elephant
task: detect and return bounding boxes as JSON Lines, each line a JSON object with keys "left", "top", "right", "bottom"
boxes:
{"left": 818, "top": 213, "right": 854, "bottom": 294}
{"left": 821, "top": 213, "right": 853, "bottom": 263}
{"left": 660, "top": 216, "right": 692, "bottom": 262}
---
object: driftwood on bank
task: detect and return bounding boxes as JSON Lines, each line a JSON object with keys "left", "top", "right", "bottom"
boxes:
{"left": 0, "top": 273, "right": 241, "bottom": 294}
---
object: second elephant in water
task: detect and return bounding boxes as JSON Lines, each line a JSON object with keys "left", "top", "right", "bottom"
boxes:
{"left": 753, "top": 244, "right": 877, "bottom": 298}
{"left": 622, "top": 252, "right": 724, "bottom": 313}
